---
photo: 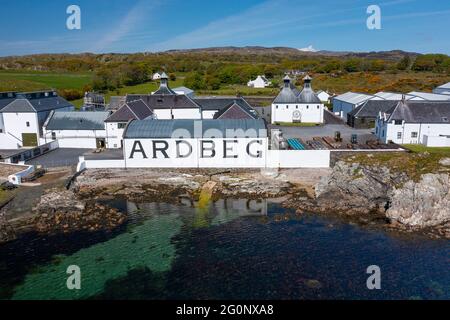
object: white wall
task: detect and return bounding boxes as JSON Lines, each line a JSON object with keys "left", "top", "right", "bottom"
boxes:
{"left": 2, "top": 112, "right": 40, "bottom": 147}
{"left": 123, "top": 138, "right": 268, "bottom": 168}
{"left": 271, "top": 103, "right": 324, "bottom": 124}
{"left": 105, "top": 122, "right": 125, "bottom": 149}
{"left": 42, "top": 129, "right": 107, "bottom": 148}
{"left": 424, "top": 135, "right": 450, "bottom": 147}
{"left": 202, "top": 110, "right": 218, "bottom": 119}
{"left": 266, "top": 150, "right": 330, "bottom": 168}
{"left": 154, "top": 108, "right": 202, "bottom": 119}
{"left": 376, "top": 119, "right": 450, "bottom": 145}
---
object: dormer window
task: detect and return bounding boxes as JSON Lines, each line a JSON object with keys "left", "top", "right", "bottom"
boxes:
{"left": 443, "top": 117, "right": 448, "bottom": 122}
{"left": 394, "top": 120, "right": 402, "bottom": 125}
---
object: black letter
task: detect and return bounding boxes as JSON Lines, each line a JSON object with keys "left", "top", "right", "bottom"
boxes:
{"left": 176, "top": 140, "right": 192, "bottom": 158}
{"left": 247, "top": 140, "right": 262, "bottom": 158}
{"left": 201, "top": 140, "right": 215, "bottom": 158}
{"left": 224, "top": 140, "right": 238, "bottom": 158}
{"left": 152, "top": 140, "right": 169, "bottom": 158}
{"left": 129, "top": 140, "right": 147, "bottom": 159}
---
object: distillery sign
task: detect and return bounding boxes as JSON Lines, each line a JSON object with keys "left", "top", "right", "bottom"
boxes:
{"left": 124, "top": 138, "right": 267, "bottom": 168}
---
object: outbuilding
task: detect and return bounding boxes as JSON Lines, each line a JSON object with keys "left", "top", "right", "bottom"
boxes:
{"left": 43, "top": 111, "right": 110, "bottom": 148}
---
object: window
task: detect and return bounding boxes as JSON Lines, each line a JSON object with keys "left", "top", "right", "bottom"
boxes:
{"left": 26, "top": 122, "right": 30, "bottom": 127}
{"left": 286, "top": 105, "right": 289, "bottom": 109}
{"left": 0, "top": 129, "right": 3, "bottom": 133}
{"left": 394, "top": 120, "right": 402, "bottom": 125}
{"left": 443, "top": 117, "right": 449, "bottom": 122}
{"left": 317, "top": 105, "right": 320, "bottom": 109}
{"left": 397, "top": 132, "right": 402, "bottom": 139}
{"left": 51, "top": 132, "right": 56, "bottom": 140}
{"left": 276, "top": 105, "right": 278, "bottom": 109}
{"left": 306, "top": 105, "right": 309, "bottom": 109}
{"left": 296, "top": 105, "right": 298, "bottom": 109}
{"left": 118, "top": 123, "right": 127, "bottom": 129}
{"left": 411, "top": 132, "right": 418, "bottom": 138}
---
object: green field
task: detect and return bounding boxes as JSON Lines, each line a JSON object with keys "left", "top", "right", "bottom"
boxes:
{"left": 0, "top": 71, "right": 92, "bottom": 92}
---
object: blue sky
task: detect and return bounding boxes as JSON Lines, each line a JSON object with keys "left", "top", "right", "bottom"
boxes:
{"left": 1, "top": 0, "right": 449, "bottom": 56}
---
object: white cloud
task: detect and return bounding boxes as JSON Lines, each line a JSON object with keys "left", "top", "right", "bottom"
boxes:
{"left": 298, "top": 45, "right": 318, "bottom": 52}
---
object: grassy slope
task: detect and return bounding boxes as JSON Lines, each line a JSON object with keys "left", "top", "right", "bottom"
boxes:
{"left": 0, "top": 71, "right": 92, "bottom": 91}
{"left": 345, "top": 145, "right": 450, "bottom": 181}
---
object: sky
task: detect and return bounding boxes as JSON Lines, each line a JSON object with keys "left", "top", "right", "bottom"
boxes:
{"left": 0, "top": 0, "right": 449, "bottom": 56}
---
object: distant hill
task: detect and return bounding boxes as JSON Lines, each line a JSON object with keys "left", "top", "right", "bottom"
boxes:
{"left": 164, "top": 46, "right": 422, "bottom": 61}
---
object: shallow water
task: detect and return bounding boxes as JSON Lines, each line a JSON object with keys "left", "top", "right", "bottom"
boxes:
{"left": 0, "top": 198, "right": 448, "bottom": 300}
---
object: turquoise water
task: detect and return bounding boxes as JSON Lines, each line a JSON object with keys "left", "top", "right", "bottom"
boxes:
{"left": 0, "top": 198, "right": 449, "bottom": 300}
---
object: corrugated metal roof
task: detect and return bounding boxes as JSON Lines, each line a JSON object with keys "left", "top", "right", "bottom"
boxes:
{"left": 46, "top": 111, "right": 110, "bottom": 130}
{"left": 124, "top": 119, "right": 267, "bottom": 139}
{"left": 333, "top": 92, "right": 374, "bottom": 105}
{"left": 374, "top": 92, "right": 415, "bottom": 100}
{"left": 408, "top": 91, "right": 450, "bottom": 101}
{"left": 436, "top": 82, "right": 450, "bottom": 89}
{"left": 173, "top": 86, "right": 194, "bottom": 94}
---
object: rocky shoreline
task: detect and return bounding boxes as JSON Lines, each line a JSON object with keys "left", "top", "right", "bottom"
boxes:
{"left": 1, "top": 162, "right": 449, "bottom": 244}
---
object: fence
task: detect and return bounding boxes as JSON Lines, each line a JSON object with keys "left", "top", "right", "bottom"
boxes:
{"left": 3, "top": 141, "right": 59, "bottom": 164}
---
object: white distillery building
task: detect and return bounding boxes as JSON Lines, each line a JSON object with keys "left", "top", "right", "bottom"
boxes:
{"left": 247, "top": 75, "right": 271, "bottom": 88}
{"left": 271, "top": 75, "right": 324, "bottom": 124}
{"left": 375, "top": 100, "right": 450, "bottom": 146}
{"left": 43, "top": 111, "right": 110, "bottom": 148}
{"left": 433, "top": 82, "right": 450, "bottom": 95}
{"left": 77, "top": 119, "right": 331, "bottom": 170}
{"left": 0, "top": 91, "right": 74, "bottom": 149}
{"left": 105, "top": 99, "right": 155, "bottom": 149}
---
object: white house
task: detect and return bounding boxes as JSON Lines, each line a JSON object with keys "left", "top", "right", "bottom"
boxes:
{"left": 375, "top": 100, "right": 450, "bottom": 146}
{"left": 271, "top": 75, "right": 324, "bottom": 124}
{"left": 433, "top": 82, "right": 450, "bottom": 95}
{"left": 0, "top": 91, "right": 74, "bottom": 149}
{"left": 332, "top": 92, "right": 377, "bottom": 121}
{"left": 248, "top": 75, "right": 271, "bottom": 88}
{"left": 105, "top": 99, "right": 154, "bottom": 149}
{"left": 316, "top": 90, "right": 330, "bottom": 103}
{"left": 43, "top": 111, "right": 110, "bottom": 149}
{"left": 152, "top": 72, "right": 162, "bottom": 81}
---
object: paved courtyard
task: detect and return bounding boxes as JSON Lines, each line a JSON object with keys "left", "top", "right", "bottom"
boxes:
{"left": 26, "top": 148, "right": 93, "bottom": 168}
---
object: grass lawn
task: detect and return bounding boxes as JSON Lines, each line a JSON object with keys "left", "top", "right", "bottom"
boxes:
{"left": 0, "top": 189, "right": 15, "bottom": 207}
{"left": 274, "top": 122, "right": 321, "bottom": 127}
{"left": 344, "top": 144, "right": 450, "bottom": 182}
{"left": 0, "top": 71, "right": 92, "bottom": 92}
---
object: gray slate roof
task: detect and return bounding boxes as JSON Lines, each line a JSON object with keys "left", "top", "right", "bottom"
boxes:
{"left": 0, "top": 92, "right": 17, "bottom": 111}
{"left": 126, "top": 94, "right": 200, "bottom": 110}
{"left": 106, "top": 99, "right": 153, "bottom": 122}
{"left": 45, "top": 111, "right": 110, "bottom": 130}
{"left": 213, "top": 101, "right": 258, "bottom": 120}
{"left": 124, "top": 119, "right": 267, "bottom": 139}
{"left": 194, "top": 97, "right": 253, "bottom": 111}
{"left": 273, "top": 76, "right": 321, "bottom": 104}
{"left": 1, "top": 91, "right": 73, "bottom": 113}
{"left": 349, "top": 100, "right": 399, "bottom": 118}
{"left": 385, "top": 101, "right": 450, "bottom": 123}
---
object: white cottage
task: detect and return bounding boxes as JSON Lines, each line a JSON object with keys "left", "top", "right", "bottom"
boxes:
{"left": 248, "top": 75, "right": 271, "bottom": 88}
{"left": 376, "top": 99, "right": 450, "bottom": 146}
{"left": 271, "top": 75, "right": 324, "bottom": 124}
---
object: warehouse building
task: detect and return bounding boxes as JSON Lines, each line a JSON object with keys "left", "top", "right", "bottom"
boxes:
{"left": 43, "top": 111, "right": 110, "bottom": 148}
{"left": 347, "top": 100, "right": 399, "bottom": 129}
{"left": 332, "top": 92, "right": 376, "bottom": 121}
{"left": 271, "top": 75, "right": 324, "bottom": 124}
{"left": 376, "top": 99, "right": 450, "bottom": 146}
{"left": 0, "top": 91, "right": 74, "bottom": 149}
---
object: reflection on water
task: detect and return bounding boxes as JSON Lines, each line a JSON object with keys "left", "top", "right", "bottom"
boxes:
{"left": 0, "top": 198, "right": 449, "bottom": 300}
